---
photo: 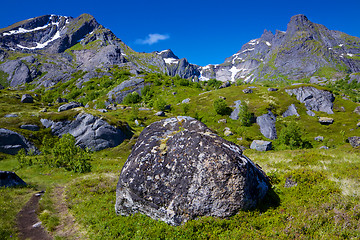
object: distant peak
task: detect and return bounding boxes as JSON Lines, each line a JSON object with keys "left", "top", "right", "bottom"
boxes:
{"left": 288, "top": 14, "right": 310, "bottom": 26}
{"left": 156, "top": 49, "right": 179, "bottom": 59}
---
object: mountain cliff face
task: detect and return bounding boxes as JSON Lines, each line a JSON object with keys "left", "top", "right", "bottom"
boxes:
{"left": 0, "top": 14, "right": 359, "bottom": 89}
{"left": 199, "top": 14, "right": 360, "bottom": 83}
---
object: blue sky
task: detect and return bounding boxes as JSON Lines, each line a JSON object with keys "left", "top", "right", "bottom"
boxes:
{"left": 1, "top": 0, "right": 360, "bottom": 66}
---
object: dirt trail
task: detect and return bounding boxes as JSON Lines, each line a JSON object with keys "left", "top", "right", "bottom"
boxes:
{"left": 17, "top": 191, "right": 52, "bottom": 240}
{"left": 52, "top": 186, "right": 87, "bottom": 239}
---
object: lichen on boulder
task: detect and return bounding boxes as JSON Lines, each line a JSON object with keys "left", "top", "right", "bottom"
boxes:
{"left": 115, "top": 116, "right": 270, "bottom": 226}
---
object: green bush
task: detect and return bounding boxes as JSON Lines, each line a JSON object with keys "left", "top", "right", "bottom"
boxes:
{"left": 122, "top": 92, "right": 141, "bottom": 105}
{"left": 207, "top": 79, "right": 222, "bottom": 89}
{"left": 238, "top": 103, "right": 254, "bottom": 127}
{"left": 275, "top": 122, "right": 312, "bottom": 150}
{"left": 16, "top": 149, "right": 32, "bottom": 167}
{"left": 51, "top": 134, "right": 92, "bottom": 173}
{"left": 154, "top": 97, "right": 168, "bottom": 111}
{"left": 213, "top": 99, "right": 231, "bottom": 115}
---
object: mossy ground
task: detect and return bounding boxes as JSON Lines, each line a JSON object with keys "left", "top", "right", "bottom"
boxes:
{"left": 0, "top": 74, "right": 359, "bottom": 239}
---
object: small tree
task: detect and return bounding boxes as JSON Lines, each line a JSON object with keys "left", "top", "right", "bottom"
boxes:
{"left": 154, "top": 97, "right": 168, "bottom": 111}
{"left": 238, "top": 103, "right": 254, "bottom": 127}
{"left": 213, "top": 99, "right": 230, "bottom": 115}
{"left": 277, "top": 122, "right": 311, "bottom": 150}
{"left": 122, "top": 92, "right": 141, "bottom": 105}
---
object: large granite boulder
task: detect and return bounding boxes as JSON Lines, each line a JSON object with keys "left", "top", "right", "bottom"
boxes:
{"left": 0, "top": 128, "right": 38, "bottom": 155}
{"left": 285, "top": 86, "right": 335, "bottom": 114}
{"left": 115, "top": 116, "right": 270, "bottom": 226}
{"left": 41, "top": 113, "right": 131, "bottom": 151}
{"left": 107, "top": 77, "right": 147, "bottom": 104}
{"left": 256, "top": 111, "right": 277, "bottom": 140}
{"left": 0, "top": 171, "right": 26, "bottom": 187}
{"left": 21, "top": 94, "right": 34, "bottom": 103}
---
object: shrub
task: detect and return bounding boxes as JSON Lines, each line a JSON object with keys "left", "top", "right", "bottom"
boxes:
{"left": 122, "top": 92, "right": 141, "bottom": 105}
{"left": 51, "top": 134, "right": 91, "bottom": 173}
{"left": 238, "top": 103, "right": 254, "bottom": 127}
{"left": 182, "top": 103, "right": 190, "bottom": 115}
{"left": 207, "top": 79, "right": 222, "bottom": 89}
{"left": 213, "top": 99, "right": 230, "bottom": 115}
{"left": 16, "top": 149, "right": 32, "bottom": 167}
{"left": 154, "top": 97, "right": 168, "bottom": 111}
{"left": 276, "top": 122, "right": 312, "bottom": 150}
{"left": 141, "top": 85, "right": 154, "bottom": 103}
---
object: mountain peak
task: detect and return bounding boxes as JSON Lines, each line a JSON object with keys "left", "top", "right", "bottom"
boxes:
{"left": 156, "top": 49, "right": 179, "bottom": 59}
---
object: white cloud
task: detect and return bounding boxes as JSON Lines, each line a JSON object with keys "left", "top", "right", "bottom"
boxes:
{"left": 136, "top": 33, "right": 169, "bottom": 45}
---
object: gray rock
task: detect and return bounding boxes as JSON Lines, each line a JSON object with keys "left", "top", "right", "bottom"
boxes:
{"left": 134, "top": 119, "right": 140, "bottom": 126}
{"left": 319, "top": 117, "right": 334, "bottom": 125}
{"left": 219, "top": 81, "right": 231, "bottom": 89}
{"left": 315, "top": 136, "right": 324, "bottom": 141}
{"left": 319, "top": 146, "right": 329, "bottom": 149}
{"left": 56, "top": 97, "right": 68, "bottom": 103}
{"left": 58, "top": 102, "right": 84, "bottom": 112}
{"left": 41, "top": 113, "right": 130, "bottom": 151}
{"left": 285, "top": 87, "right": 334, "bottom": 114}
{"left": 218, "top": 119, "right": 227, "bottom": 123}
{"left": 256, "top": 111, "right": 277, "bottom": 140}
{"left": 250, "top": 140, "right": 272, "bottom": 151}
{"left": 310, "top": 76, "right": 327, "bottom": 85}
{"left": 268, "top": 88, "right": 278, "bottom": 92}
{"left": 306, "top": 110, "right": 316, "bottom": 116}
{"left": 348, "top": 136, "right": 360, "bottom": 148}
{"left": 20, "top": 124, "right": 40, "bottom": 131}
{"left": 115, "top": 116, "right": 269, "bottom": 226}
{"left": 224, "top": 130, "right": 233, "bottom": 136}
{"left": 155, "top": 111, "right": 165, "bottom": 117}
{"left": 107, "top": 77, "right": 146, "bottom": 104}
{"left": 182, "top": 98, "right": 190, "bottom": 104}
{"left": 97, "top": 109, "right": 107, "bottom": 113}
{"left": 139, "top": 107, "right": 151, "bottom": 111}
{"left": 354, "top": 106, "right": 360, "bottom": 115}
{"left": 0, "top": 171, "right": 26, "bottom": 187}
{"left": 282, "top": 104, "right": 299, "bottom": 117}
{"left": 230, "top": 100, "right": 242, "bottom": 120}
{"left": 0, "top": 128, "right": 38, "bottom": 155}
{"left": 21, "top": 94, "right": 33, "bottom": 103}
{"left": 284, "top": 177, "right": 297, "bottom": 188}
{"left": 243, "top": 88, "right": 253, "bottom": 94}
{"left": 4, "top": 114, "right": 18, "bottom": 118}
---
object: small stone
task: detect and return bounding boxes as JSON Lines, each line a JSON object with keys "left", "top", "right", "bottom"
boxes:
{"left": 268, "top": 88, "right": 278, "bottom": 92}
{"left": 357, "top": 122, "right": 360, "bottom": 127}
{"left": 219, "top": 96, "right": 226, "bottom": 100}
{"left": 319, "top": 117, "right": 334, "bottom": 125}
{"left": 172, "top": 92, "right": 177, "bottom": 95}
{"left": 32, "top": 222, "right": 42, "bottom": 228}
{"left": 97, "top": 109, "right": 107, "bottom": 113}
{"left": 58, "top": 102, "right": 84, "bottom": 112}
{"left": 224, "top": 127, "right": 230, "bottom": 131}
{"left": 314, "top": 136, "right": 324, "bottom": 141}
{"left": 284, "top": 177, "right": 297, "bottom": 188}
{"left": 20, "top": 124, "right": 40, "bottom": 131}
{"left": 39, "top": 108, "right": 47, "bottom": 113}
{"left": 4, "top": 114, "right": 18, "bottom": 118}
{"left": 354, "top": 106, "right": 360, "bottom": 115}
{"left": 306, "top": 110, "right": 315, "bottom": 116}
{"left": 135, "top": 119, "right": 140, "bottom": 126}
{"left": 218, "top": 119, "right": 227, "bottom": 123}
{"left": 319, "top": 146, "right": 329, "bottom": 149}
{"left": 224, "top": 130, "right": 233, "bottom": 136}
{"left": 21, "top": 94, "right": 33, "bottom": 103}
{"left": 250, "top": 140, "right": 272, "bottom": 151}
{"left": 182, "top": 98, "right": 190, "bottom": 104}
{"left": 348, "top": 136, "right": 360, "bottom": 148}
{"left": 243, "top": 89, "right": 253, "bottom": 94}
{"left": 155, "top": 111, "right": 165, "bottom": 117}
{"left": 139, "top": 107, "right": 151, "bottom": 111}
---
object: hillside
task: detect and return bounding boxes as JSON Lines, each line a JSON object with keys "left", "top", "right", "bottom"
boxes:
{"left": 0, "top": 13, "right": 359, "bottom": 239}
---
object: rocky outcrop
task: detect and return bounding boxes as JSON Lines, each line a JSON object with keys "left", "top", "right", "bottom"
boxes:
{"left": 282, "top": 104, "right": 299, "bottom": 117}
{"left": 256, "top": 111, "right": 277, "bottom": 140}
{"left": 0, "top": 128, "right": 38, "bottom": 155}
{"left": 58, "top": 102, "right": 84, "bottom": 112}
{"left": 116, "top": 116, "right": 270, "bottom": 226}
{"left": 0, "top": 171, "right": 26, "bottom": 187}
{"left": 250, "top": 140, "right": 272, "bottom": 151}
{"left": 41, "top": 113, "right": 131, "bottom": 151}
{"left": 107, "top": 77, "right": 147, "bottom": 104}
{"left": 285, "top": 87, "right": 335, "bottom": 114}
{"left": 348, "top": 136, "right": 360, "bottom": 148}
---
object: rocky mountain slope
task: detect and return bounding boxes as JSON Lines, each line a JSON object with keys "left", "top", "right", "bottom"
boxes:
{"left": 199, "top": 14, "right": 360, "bottom": 83}
{"left": 1, "top": 14, "right": 360, "bottom": 90}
